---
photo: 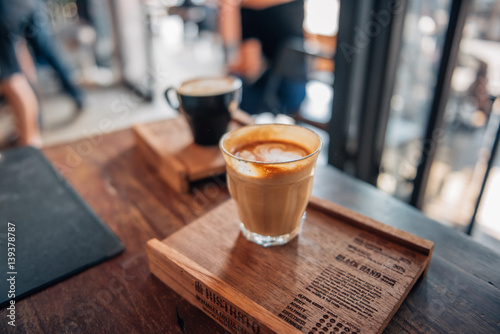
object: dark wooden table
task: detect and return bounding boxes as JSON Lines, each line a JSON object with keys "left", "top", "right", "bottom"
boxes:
{"left": 2, "top": 128, "right": 500, "bottom": 333}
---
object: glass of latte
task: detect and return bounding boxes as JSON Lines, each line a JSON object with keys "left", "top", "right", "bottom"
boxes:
{"left": 220, "top": 124, "right": 322, "bottom": 246}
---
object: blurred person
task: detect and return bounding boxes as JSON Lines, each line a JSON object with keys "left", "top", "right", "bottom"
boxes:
{"left": 0, "top": 18, "right": 41, "bottom": 146}
{"left": 218, "top": 0, "right": 306, "bottom": 115}
{"left": 0, "top": 0, "right": 86, "bottom": 111}
{"left": 468, "top": 61, "right": 492, "bottom": 117}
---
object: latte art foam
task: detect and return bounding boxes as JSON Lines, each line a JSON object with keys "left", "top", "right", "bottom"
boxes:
{"left": 234, "top": 141, "right": 308, "bottom": 163}
{"left": 177, "top": 78, "right": 236, "bottom": 96}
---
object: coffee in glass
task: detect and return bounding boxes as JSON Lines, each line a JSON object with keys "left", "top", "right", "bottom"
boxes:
{"left": 220, "top": 124, "right": 322, "bottom": 246}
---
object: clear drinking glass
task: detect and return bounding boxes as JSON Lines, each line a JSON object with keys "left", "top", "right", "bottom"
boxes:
{"left": 220, "top": 124, "right": 322, "bottom": 246}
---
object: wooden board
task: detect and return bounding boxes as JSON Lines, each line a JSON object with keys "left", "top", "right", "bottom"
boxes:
{"left": 147, "top": 197, "right": 434, "bottom": 334}
{"left": 133, "top": 110, "right": 253, "bottom": 193}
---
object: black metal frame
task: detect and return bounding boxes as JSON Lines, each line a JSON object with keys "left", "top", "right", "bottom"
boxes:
{"left": 409, "top": 0, "right": 472, "bottom": 208}
{"left": 329, "top": 0, "right": 475, "bottom": 212}
{"left": 328, "top": 0, "right": 408, "bottom": 184}
{"left": 466, "top": 100, "right": 500, "bottom": 235}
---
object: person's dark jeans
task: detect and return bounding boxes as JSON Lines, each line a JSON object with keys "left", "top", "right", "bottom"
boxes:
{"left": 22, "top": 12, "right": 84, "bottom": 108}
{"left": 0, "top": 24, "right": 19, "bottom": 80}
{"left": 239, "top": 70, "right": 306, "bottom": 115}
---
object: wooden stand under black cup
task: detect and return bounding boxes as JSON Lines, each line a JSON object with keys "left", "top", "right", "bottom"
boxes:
{"left": 133, "top": 110, "right": 253, "bottom": 193}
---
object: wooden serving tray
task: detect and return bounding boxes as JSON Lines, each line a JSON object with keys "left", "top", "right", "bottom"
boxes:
{"left": 147, "top": 197, "right": 434, "bottom": 334}
{"left": 133, "top": 110, "right": 253, "bottom": 193}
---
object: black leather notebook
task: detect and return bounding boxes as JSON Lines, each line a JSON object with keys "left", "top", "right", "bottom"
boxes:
{"left": 0, "top": 147, "right": 124, "bottom": 307}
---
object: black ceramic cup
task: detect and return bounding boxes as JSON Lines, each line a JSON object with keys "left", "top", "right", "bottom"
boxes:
{"left": 164, "top": 76, "right": 243, "bottom": 146}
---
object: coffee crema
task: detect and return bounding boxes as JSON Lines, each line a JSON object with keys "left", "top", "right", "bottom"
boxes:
{"left": 234, "top": 141, "right": 309, "bottom": 163}
{"left": 177, "top": 77, "right": 237, "bottom": 96}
